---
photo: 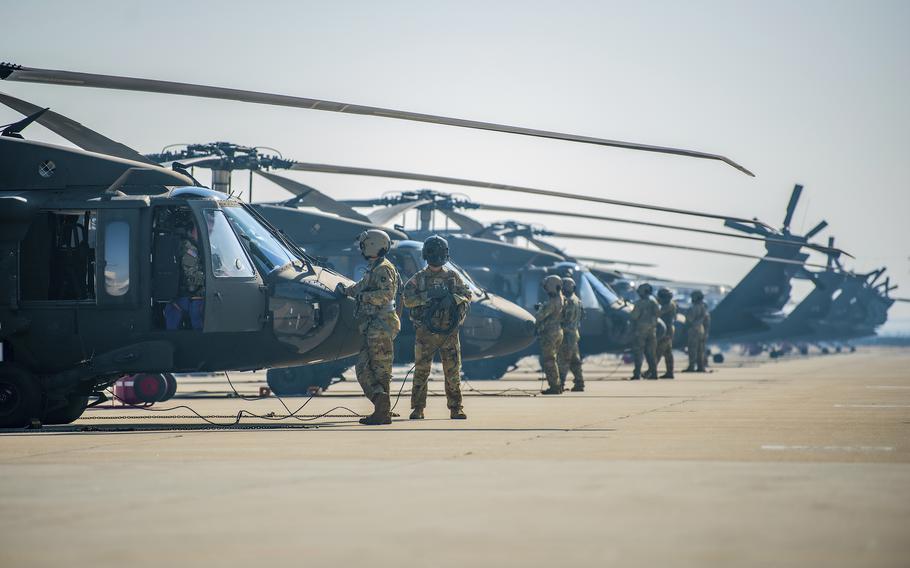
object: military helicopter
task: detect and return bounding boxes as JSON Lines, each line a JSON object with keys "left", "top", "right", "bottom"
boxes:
{"left": 1, "top": 61, "right": 756, "bottom": 425}
{"left": 133, "top": 142, "right": 538, "bottom": 393}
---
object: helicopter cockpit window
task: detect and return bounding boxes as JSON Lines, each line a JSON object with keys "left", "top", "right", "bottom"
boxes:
{"left": 203, "top": 210, "right": 255, "bottom": 278}
{"left": 445, "top": 262, "right": 482, "bottom": 296}
{"left": 576, "top": 273, "right": 599, "bottom": 310}
{"left": 103, "top": 221, "right": 130, "bottom": 296}
{"left": 583, "top": 271, "right": 620, "bottom": 305}
{"left": 220, "top": 205, "right": 297, "bottom": 275}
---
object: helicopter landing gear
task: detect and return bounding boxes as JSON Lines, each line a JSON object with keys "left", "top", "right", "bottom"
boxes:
{"left": 43, "top": 394, "right": 89, "bottom": 425}
{"left": 461, "top": 357, "right": 516, "bottom": 381}
{"left": 267, "top": 366, "right": 336, "bottom": 396}
{"left": 0, "top": 363, "right": 42, "bottom": 429}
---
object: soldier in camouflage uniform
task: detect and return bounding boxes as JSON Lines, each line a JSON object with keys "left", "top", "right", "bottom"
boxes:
{"left": 537, "top": 275, "right": 565, "bottom": 395}
{"left": 629, "top": 283, "right": 659, "bottom": 380}
{"left": 558, "top": 276, "right": 584, "bottom": 392}
{"left": 656, "top": 287, "right": 677, "bottom": 379}
{"left": 683, "top": 290, "right": 710, "bottom": 373}
{"left": 165, "top": 222, "right": 205, "bottom": 330}
{"left": 402, "top": 235, "right": 472, "bottom": 420}
{"left": 339, "top": 229, "right": 401, "bottom": 425}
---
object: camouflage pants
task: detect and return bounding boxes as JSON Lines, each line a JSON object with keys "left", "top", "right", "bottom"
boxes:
{"left": 411, "top": 328, "right": 463, "bottom": 410}
{"left": 656, "top": 335, "right": 674, "bottom": 374}
{"left": 687, "top": 327, "right": 706, "bottom": 371}
{"left": 538, "top": 328, "right": 564, "bottom": 389}
{"left": 632, "top": 329, "right": 657, "bottom": 377}
{"left": 355, "top": 317, "right": 400, "bottom": 398}
{"left": 558, "top": 330, "right": 583, "bottom": 388}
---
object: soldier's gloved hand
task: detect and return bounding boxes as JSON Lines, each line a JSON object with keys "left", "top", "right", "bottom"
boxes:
{"left": 427, "top": 286, "right": 448, "bottom": 299}
{"left": 335, "top": 283, "right": 347, "bottom": 296}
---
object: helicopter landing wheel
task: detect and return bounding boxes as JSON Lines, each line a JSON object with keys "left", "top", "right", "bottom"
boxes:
{"left": 0, "top": 364, "right": 42, "bottom": 429}
{"left": 43, "top": 394, "right": 89, "bottom": 425}
{"left": 267, "top": 366, "right": 334, "bottom": 396}
{"left": 160, "top": 373, "right": 178, "bottom": 402}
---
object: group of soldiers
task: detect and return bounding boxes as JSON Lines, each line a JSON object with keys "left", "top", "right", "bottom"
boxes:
{"left": 332, "top": 228, "right": 713, "bottom": 425}
{"left": 628, "top": 283, "right": 711, "bottom": 380}
{"left": 533, "top": 278, "right": 712, "bottom": 391}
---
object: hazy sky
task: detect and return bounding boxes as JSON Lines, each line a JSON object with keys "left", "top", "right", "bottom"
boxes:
{"left": 3, "top": 0, "right": 909, "bottom": 330}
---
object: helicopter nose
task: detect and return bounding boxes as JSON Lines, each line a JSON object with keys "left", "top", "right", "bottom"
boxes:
{"left": 472, "top": 293, "right": 536, "bottom": 359}
{"left": 269, "top": 268, "right": 361, "bottom": 364}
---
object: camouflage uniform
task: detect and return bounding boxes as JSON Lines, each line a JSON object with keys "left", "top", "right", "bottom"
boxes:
{"left": 685, "top": 302, "right": 709, "bottom": 372}
{"left": 656, "top": 300, "right": 677, "bottom": 376}
{"left": 536, "top": 293, "right": 565, "bottom": 391}
{"left": 558, "top": 292, "right": 584, "bottom": 390}
{"left": 349, "top": 257, "right": 401, "bottom": 399}
{"left": 165, "top": 238, "right": 205, "bottom": 330}
{"left": 402, "top": 266, "right": 472, "bottom": 412}
{"left": 630, "top": 295, "right": 659, "bottom": 378}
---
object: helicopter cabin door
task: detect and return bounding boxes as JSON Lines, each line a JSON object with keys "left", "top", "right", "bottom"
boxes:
{"left": 188, "top": 202, "right": 266, "bottom": 333}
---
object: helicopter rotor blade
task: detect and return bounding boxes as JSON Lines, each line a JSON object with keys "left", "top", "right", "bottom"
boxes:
{"left": 367, "top": 199, "right": 434, "bottom": 225}
{"left": 473, "top": 202, "right": 849, "bottom": 257}
{"left": 1, "top": 62, "right": 753, "bottom": 176}
{"left": 525, "top": 230, "right": 827, "bottom": 269}
{"left": 804, "top": 220, "right": 828, "bottom": 240}
{"left": 436, "top": 208, "right": 487, "bottom": 235}
{"left": 572, "top": 255, "right": 658, "bottom": 268}
{"left": 782, "top": 184, "right": 803, "bottom": 230}
{"left": 284, "top": 162, "right": 769, "bottom": 226}
{"left": 0, "top": 90, "right": 153, "bottom": 164}
{"left": 253, "top": 170, "right": 371, "bottom": 222}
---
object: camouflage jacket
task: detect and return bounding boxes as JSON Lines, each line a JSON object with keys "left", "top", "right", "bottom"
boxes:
{"left": 561, "top": 294, "right": 584, "bottom": 334}
{"left": 402, "top": 266, "right": 472, "bottom": 331}
{"left": 686, "top": 302, "right": 710, "bottom": 333}
{"left": 659, "top": 300, "right": 678, "bottom": 339}
{"left": 349, "top": 257, "right": 401, "bottom": 323}
{"left": 630, "top": 296, "right": 659, "bottom": 333}
{"left": 536, "top": 293, "right": 565, "bottom": 336}
{"left": 179, "top": 239, "right": 204, "bottom": 296}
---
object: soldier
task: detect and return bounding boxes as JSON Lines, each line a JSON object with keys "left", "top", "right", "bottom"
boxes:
{"left": 164, "top": 220, "right": 205, "bottom": 330}
{"left": 402, "top": 235, "right": 472, "bottom": 420}
{"left": 684, "top": 290, "right": 710, "bottom": 373}
{"left": 558, "top": 276, "right": 584, "bottom": 392}
{"left": 656, "top": 287, "right": 677, "bottom": 379}
{"left": 537, "top": 275, "right": 565, "bottom": 395}
{"left": 629, "top": 283, "right": 659, "bottom": 380}
{"left": 338, "top": 229, "right": 401, "bottom": 425}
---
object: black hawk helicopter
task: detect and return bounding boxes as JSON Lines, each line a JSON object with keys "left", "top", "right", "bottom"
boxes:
{"left": 0, "top": 61, "right": 755, "bottom": 426}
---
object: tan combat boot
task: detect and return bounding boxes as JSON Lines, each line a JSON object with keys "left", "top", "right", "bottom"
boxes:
{"left": 450, "top": 407, "right": 467, "bottom": 419}
{"left": 361, "top": 393, "right": 392, "bottom": 425}
{"left": 409, "top": 408, "right": 424, "bottom": 420}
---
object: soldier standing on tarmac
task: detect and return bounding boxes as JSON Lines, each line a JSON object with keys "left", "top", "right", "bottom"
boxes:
{"left": 558, "top": 276, "right": 585, "bottom": 392}
{"left": 684, "top": 290, "right": 710, "bottom": 373}
{"left": 656, "top": 287, "right": 678, "bottom": 379}
{"left": 538, "top": 275, "right": 566, "bottom": 395}
{"left": 402, "top": 235, "right": 472, "bottom": 420}
{"left": 629, "top": 283, "right": 659, "bottom": 380}
{"left": 338, "top": 230, "right": 401, "bottom": 425}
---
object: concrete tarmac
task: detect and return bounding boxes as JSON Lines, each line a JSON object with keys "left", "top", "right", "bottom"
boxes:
{"left": 1, "top": 349, "right": 909, "bottom": 567}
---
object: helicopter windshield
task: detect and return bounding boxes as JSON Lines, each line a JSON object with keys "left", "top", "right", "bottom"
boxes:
{"left": 582, "top": 271, "right": 620, "bottom": 305}
{"left": 445, "top": 261, "right": 483, "bottom": 296}
{"left": 220, "top": 205, "right": 299, "bottom": 274}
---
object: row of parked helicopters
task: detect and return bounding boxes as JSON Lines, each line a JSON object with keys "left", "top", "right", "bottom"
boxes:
{"left": 0, "top": 62, "right": 904, "bottom": 428}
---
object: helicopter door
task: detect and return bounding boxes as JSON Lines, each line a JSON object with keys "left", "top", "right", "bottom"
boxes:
{"left": 189, "top": 203, "right": 266, "bottom": 333}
